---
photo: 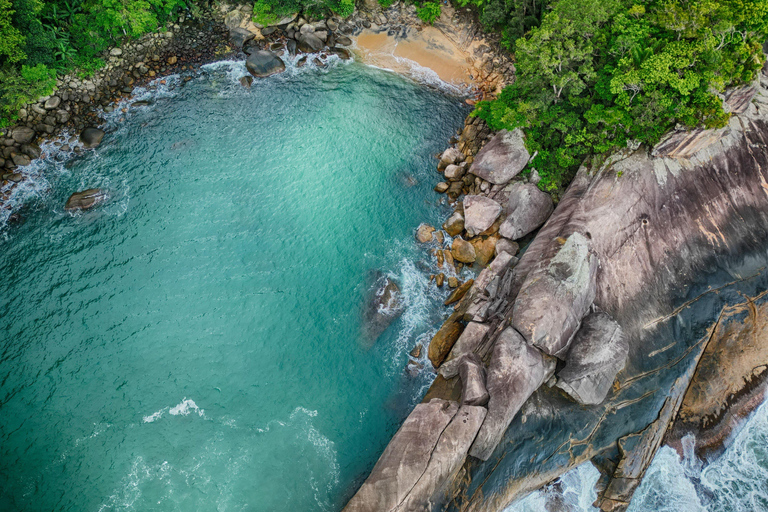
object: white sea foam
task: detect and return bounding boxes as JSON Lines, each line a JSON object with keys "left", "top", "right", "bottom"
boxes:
{"left": 143, "top": 397, "right": 205, "bottom": 423}
{"left": 505, "top": 461, "right": 601, "bottom": 512}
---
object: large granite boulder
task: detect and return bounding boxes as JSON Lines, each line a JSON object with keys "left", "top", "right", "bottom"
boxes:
{"left": 512, "top": 232, "right": 598, "bottom": 358}
{"left": 343, "top": 399, "right": 459, "bottom": 512}
{"left": 439, "top": 321, "right": 491, "bottom": 378}
{"left": 470, "top": 129, "right": 530, "bottom": 185}
{"left": 246, "top": 51, "right": 286, "bottom": 78}
{"left": 362, "top": 274, "right": 404, "bottom": 345}
{"left": 80, "top": 127, "right": 105, "bottom": 148}
{"left": 439, "top": 147, "right": 463, "bottom": 168}
{"left": 443, "top": 211, "right": 465, "bottom": 237}
{"left": 65, "top": 189, "right": 107, "bottom": 211}
{"left": 416, "top": 223, "right": 435, "bottom": 243}
{"left": 469, "top": 327, "right": 555, "bottom": 461}
{"left": 499, "top": 183, "right": 554, "bottom": 240}
{"left": 229, "top": 27, "right": 255, "bottom": 48}
{"left": 556, "top": 310, "right": 628, "bottom": 405}
{"left": 463, "top": 195, "right": 502, "bottom": 237}
{"left": 428, "top": 312, "right": 464, "bottom": 367}
{"left": 298, "top": 33, "right": 324, "bottom": 52}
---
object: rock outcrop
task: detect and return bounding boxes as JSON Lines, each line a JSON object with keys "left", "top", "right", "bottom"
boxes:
{"left": 498, "top": 182, "right": 553, "bottom": 240}
{"left": 246, "top": 50, "right": 286, "bottom": 77}
{"left": 362, "top": 273, "right": 404, "bottom": 345}
{"left": 65, "top": 189, "right": 107, "bottom": 211}
{"left": 469, "top": 129, "right": 530, "bottom": 185}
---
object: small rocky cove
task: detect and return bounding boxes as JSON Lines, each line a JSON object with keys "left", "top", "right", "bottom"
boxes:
{"left": 2, "top": 2, "right": 768, "bottom": 512}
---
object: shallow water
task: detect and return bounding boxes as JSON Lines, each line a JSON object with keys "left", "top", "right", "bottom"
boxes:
{"left": 0, "top": 59, "right": 469, "bottom": 511}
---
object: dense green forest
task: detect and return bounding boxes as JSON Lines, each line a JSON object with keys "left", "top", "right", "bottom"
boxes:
{"left": 2, "top": 0, "right": 767, "bottom": 192}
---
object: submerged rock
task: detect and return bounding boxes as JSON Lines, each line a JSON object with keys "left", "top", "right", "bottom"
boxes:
{"left": 246, "top": 51, "right": 286, "bottom": 78}
{"left": 470, "top": 129, "right": 530, "bottom": 185}
{"left": 65, "top": 189, "right": 107, "bottom": 211}
{"left": 362, "top": 273, "right": 404, "bottom": 345}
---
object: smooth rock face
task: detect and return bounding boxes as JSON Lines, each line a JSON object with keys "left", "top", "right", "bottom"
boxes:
{"left": 79, "top": 128, "right": 105, "bottom": 148}
{"left": 44, "top": 96, "right": 61, "bottom": 110}
{"left": 459, "top": 355, "right": 490, "bottom": 406}
{"left": 463, "top": 195, "right": 502, "bottom": 237}
{"left": 439, "top": 322, "right": 491, "bottom": 379}
{"left": 246, "top": 51, "right": 286, "bottom": 78}
{"left": 439, "top": 147, "right": 463, "bottom": 168}
{"left": 451, "top": 237, "right": 476, "bottom": 264}
{"left": 343, "top": 399, "right": 459, "bottom": 512}
{"left": 12, "top": 127, "right": 35, "bottom": 144}
{"left": 394, "top": 405, "right": 487, "bottom": 512}
{"left": 499, "top": 183, "right": 554, "bottom": 240}
{"left": 11, "top": 153, "right": 31, "bottom": 167}
{"left": 512, "top": 232, "right": 598, "bottom": 358}
{"left": 362, "top": 274, "right": 404, "bottom": 345}
{"left": 444, "top": 164, "right": 465, "bottom": 180}
{"left": 229, "top": 27, "right": 255, "bottom": 48}
{"left": 495, "top": 238, "right": 519, "bottom": 256}
{"left": 336, "top": 34, "right": 353, "bottom": 46}
{"left": 469, "top": 327, "right": 555, "bottom": 461}
{"left": 443, "top": 211, "right": 464, "bottom": 237}
{"left": 65, "top": 189, "right": 107, "bottom": 211}
{"left": 556, "top": 310, "right": 628, "bottom": 405}
{"left": 470, "top": 129, "right": 530, "bottom": 185}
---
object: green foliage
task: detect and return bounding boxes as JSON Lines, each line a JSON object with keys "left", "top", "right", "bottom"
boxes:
{"left": 378, "top": 0, "right": 395, "bottom": 7}
{"left": 475, "top": 0, "right": 768, "bottom": 193}
{"left": 0, "top": 64, "right": 57, "bottom": 123}
{"left": 416, "top": 1, "right": 441, "bottom": 24}
{"left": 455, "top": 0, "right": 551, "bottom": 50}
{"left": 0, "top": 0, "right": 26, "bottom": 62}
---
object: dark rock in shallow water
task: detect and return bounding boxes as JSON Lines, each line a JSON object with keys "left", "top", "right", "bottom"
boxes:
{"left": 65, "top": 189, "right": 107, "bottom": 211}
{"left": 239, "top": 76, "right": 253, "bottom": 88}
{"left": 556, "top": 310, "right": 628, "bottom": 405}
{"left": 245, "top": 51, "right": 286, "bottom": 78}
{"left": 362, "top": 273, "right": 404, "bottom": 345}
{"left": 286, "top": 39, "right": 297, "bottom": 56}
{"left": 80, "top": 127, "right": 105, "bottom": 148}
{"left": 329, "top": 47, "right": 352, "bottom": 60}
{"left": 335, "top": 34, "right": 353, "bottom": 46}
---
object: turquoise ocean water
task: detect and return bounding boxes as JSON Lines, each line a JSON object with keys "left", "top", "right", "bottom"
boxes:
{"left": 0, "top": 58, "right": 469, "bottom": 511}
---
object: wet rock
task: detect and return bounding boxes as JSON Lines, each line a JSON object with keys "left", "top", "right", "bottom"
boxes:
{"left": 471, "top": 128, "right": 530, "bottom": 185}
{"left": 298, "top": 33, "right": 324, "bottom": 52}
{"left": 469, "top": 327, "right": 555, "bottom": 461}
{"left": 463, "top": 195, "right": 502, "bottom": 237}
{"left": 286, "top": 39, "right": 297, "bottom": 56}
{"left": 362, "top": 274, "right": 404, "bottom": 345}
{"left": 7, "top": 173, "right": 23, "bottom": 183}
{"left": 80, "top": 127, "right": 105, "bottom": 148}
{"left": 448, "top": 276, "right": 459, "bottom": 288}
{"left": 436, "top": 273, "right": 445, "bottom": 287}
{"left": 443, "top": 211, "right": 465, "bottom": 237}
{"left": 459, "top": 354, "right": 490, "bottom": 406}
{"left": 416, "top": 223, "right": 435, "bottom": 243}
{"left": 65, "top": 188, "right": 107, "bottom": 211}
{"left": 439, "top": 147, "right": 463, "bottom": 168}
{"left": 336, "top": 34, "right": 353, "bottom": 46}
{"left": 556, "top": 310, "right": 628, "bottom": 405}
{"left": 329, "top": 47, "right": 351, "bottom": 60}
{"left": 447, "top": 181, "right": 464, "bottom": 200}
{"left": 246, "top": 51, "right": 286, "bottom": 78}
{"left": 410, "top": 345, "right": 423, "bottom": 359}
{"left": 435, "top": 182, "right": 449, "bottom": 193}
{"left": 12, "top": 127, "right": 35, "bottom": 144}
{"left": 428, "top": 311, "right": 465, "bottom": 367}
{"left": 512, "top": 232, "right": 598, "bottom": 358}
{"left": 439, "top": 321, "right": 491, "bottom": 378}
{"left": 343, "top": 399, "right": 460, "bottom": 512}
{"left": 499, "top": 183, "right": 554, "bottom": 240}
{"left": 451, "top": 237, "right": 476, "bottom": 264}
{"left": 444, "top": 279, "right": 473, "bottom": 306}
{"left": 240, "top": 76, "right": 253, "bottom": 87}
{"left": 11, "top": 153, "right": 30, "bottom": 166}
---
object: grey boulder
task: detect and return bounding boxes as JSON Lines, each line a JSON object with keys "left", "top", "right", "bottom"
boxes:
{"left": 298, "top": 33, "right": 324, "bottom": 52}
{"left": 463, "top": 195, "right": 502, "bottom": 237}
{"left": 499, "top": 182, "right": 553, "bottom": 240}
{"left": 12, "top": 126, "right": 35, "bottom": 144}
{"left": 469, "top": 327, "right": 555, "bottom": 461}
{"left": 362, "top": 273, "right": 404, "bottom": 345}
{"left": 80, "top": 127, "right": 105, "bottom": 148}
{"left": 65, "top": 189, "right": 107, "bottom": 211}
{"left": 512, "top": 232, "right": 598, "bottom": 358}
{"left": 246, "top": 51, "right": 286, "bottom": 78}
{"left": 556, "top": 310, "right": 628, "bottom": 405}
{"left": 229, "top": 27, "right": 255, "bottom": 48}
{"left": 471, "top": 129, "right": 530, "bottom": 185}
{"left": 459, "top": 354, "right": 489, "bottom": 406}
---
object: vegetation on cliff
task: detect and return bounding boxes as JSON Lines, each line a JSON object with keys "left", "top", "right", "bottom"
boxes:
{"left": 471, "top": 0, "right": 768, "bottom": 191}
